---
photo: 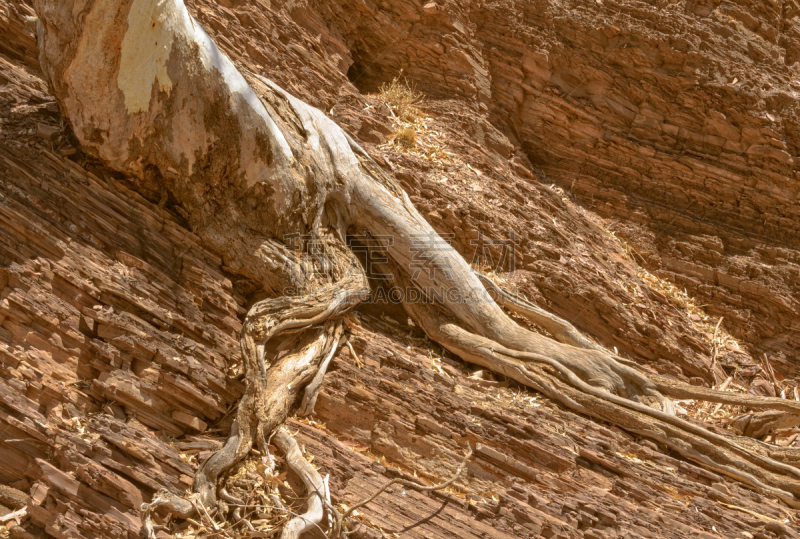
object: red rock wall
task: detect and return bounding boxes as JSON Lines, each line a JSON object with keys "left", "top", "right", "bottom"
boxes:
{"left": 295, "top": 0, "right": 800, "bottom": 378}
{"left": 1, "top": 1, "right": 799, "bottom": 538}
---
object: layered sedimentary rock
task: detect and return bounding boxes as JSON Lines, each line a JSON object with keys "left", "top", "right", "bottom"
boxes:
{"left": 1, "top": 0, "right": 799, "bottom": 538}
{"left": 0, "top": 135, "right": 795, "bottom": 537}
{"left": 302, "top": 0, "right": 800, "bottom": 378}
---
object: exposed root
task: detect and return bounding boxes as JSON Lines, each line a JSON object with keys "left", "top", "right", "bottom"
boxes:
{"left": 650, "top": 375, "right": 800, "bottom": 415}
{"left": 141, "top": 489, "right": 195, "bottom": 539}
{"left": 241, "top": 274, "right": 369, "bottom": 379}
{"left": 478, "top": 277, "right": 800, "bottom": 418}
{"left": 476, "top": 272, "right": 606, "bottom": 352}
{"left": 413, "top": 307, "right": 800, "bottom": 507}
{"left": 383, "top": 266, "right": 800, "bottom": 508}
{"left": 193, "top": 416, "right": 254, "bottom": 515}
{"left": 299, "top": 325, "right": 345, "bottom": 417}
{"left": 273, "top": 427, "right": 330, "bottom": 539}
{"left": 143, "top": 274, "right": 369, "bottom": 535}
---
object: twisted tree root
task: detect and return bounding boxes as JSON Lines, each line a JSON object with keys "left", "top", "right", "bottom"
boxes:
{"left": 34, "top": 0, "right": 800, "bottom": 529}
{"left": 460, "top": 329, "right": 800, "bottom": 506}
{"left": 142, "top": 275, "right": 369, "bottom": 536}
{"left": 480, "top": 276, "right": 800, "bottom": 416}
{"left": 299, "top": 325, "right": 345, "bottom": 417}
{"left": 397, "top": 284, "right": 800, "bottom": 508}
{"left": 273, "top": 427, "right": 329, "bottom": 539}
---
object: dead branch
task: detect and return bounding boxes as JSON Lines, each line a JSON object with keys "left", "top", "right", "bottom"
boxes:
{"left": 337, "top": 446, "right": 473, "bottom": 536}
{"left": 763, "top": 354, "right": 781, "bottom": 396}
{"left": 0, "top": 507, "right": 27, "bottom": 524}
{"left": 710, "top": 316, "right": 723, "bottom": 385}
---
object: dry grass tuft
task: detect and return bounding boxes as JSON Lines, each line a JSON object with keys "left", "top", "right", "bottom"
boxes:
{"left": 374, "top": 72, "right": 448, "bottom": 157}
{"left": 394, "top": 125, "right": 418, "bottom": 148}
{"left": 378, "top": 71, "right": 423, "bottom": 122}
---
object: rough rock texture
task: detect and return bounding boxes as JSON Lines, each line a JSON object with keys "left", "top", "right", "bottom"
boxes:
{"left": 305, "top": 0, "right": 800, "bottom": 379}
{"left": 0, "top": 0, "right": 799, "bottom": 538}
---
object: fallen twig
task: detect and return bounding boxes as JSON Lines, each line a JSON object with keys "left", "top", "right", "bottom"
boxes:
{"left": 710, "top": 317, "right": 723, "bottom": 386}
{"left": 195, "top": 497, "right": 221, "bottom": 532}
{"left": 0, "top": 507, "right": 27, "bottom": 524}
{"left": 762, "top": 354, "right": 781, "bottom": 396}
{"left": 710, "top": 376, "right": 733, "bottom": 416}
{"left": 717, "top": 501, "right": 787, "bottom": 524}
{"left": 336, "top": 446, "right": 473, "bottom": 537}
{"left": 346, "top": 341, "right": 362, "bottom": 368}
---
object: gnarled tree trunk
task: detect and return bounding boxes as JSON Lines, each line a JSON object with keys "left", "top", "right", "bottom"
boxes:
{"left": 32, "top": 0, "right": 800, "bottom": 533}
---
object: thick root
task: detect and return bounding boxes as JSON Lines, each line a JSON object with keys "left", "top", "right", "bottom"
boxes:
{"left": 480, "top": 277, "right": 800, "bottom": 418}
{"left": 429, "top": 317, "right": 800, "bottom": 506}
{"left": 241, "top": 273, "right": 369, "bottom": 379}
{"left": 393, "top": 269, "right": 670, "bottom": 410}
{"left": 194, "top": 417, "right": 255, "bottom": 510}
{"left": 476, "top": 272, "right": 606, "bottom": 352}
{"left": 191, "top": 327, "right": 329, "bottom": 510}
{"left": 534, "top": 366, "right": 800, "bottom": 508}
{"left": 398, "top": 284, "right": 800, "bottom": 507}
{"left": 143, "top": 273, "right": 367, "bottom": 534}
{"left": 651, "top": 375, "right": 800, "bottom": 415}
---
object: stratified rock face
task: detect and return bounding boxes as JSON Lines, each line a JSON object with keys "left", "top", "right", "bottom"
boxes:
{"left": 299, "top": 0, "right": 800, "bottom": 377}
{"left": 331, "top": 0, "right": 800, "bottom": 240}
{"left": 0, "top": 133, "right": 795, "bottom": 538}
{"left": 1, "top": 0, "right": 800, "bottom": 538}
